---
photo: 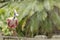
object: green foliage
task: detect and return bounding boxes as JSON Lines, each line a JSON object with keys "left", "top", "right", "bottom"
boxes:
{"left": 0, "top": 0, "right": 60, "bottom": 38}
{"left": 2, "top": 26, "right": 13, "bottom": 35}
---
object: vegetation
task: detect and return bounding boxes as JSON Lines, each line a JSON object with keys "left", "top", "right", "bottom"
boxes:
{"left": 0, "top": 0, "right": 60, "bottom": 38}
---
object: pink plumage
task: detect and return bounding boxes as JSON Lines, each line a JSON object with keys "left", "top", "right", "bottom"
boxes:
{"left": 7, "top": 17, "right": 18, "bottom": 28}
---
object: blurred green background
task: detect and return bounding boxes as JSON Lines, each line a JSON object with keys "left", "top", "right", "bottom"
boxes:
{"left": 0, "top": 0, "right": 60, "bottom": 38}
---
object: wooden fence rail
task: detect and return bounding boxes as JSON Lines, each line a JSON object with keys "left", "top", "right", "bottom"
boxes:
{"left": 0, "top": 35, "right": 60, "bottom": 40}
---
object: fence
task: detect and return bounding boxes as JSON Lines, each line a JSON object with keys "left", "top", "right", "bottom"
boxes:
{"left": 0, "top": 35, "right": 60, "bottom": 40}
